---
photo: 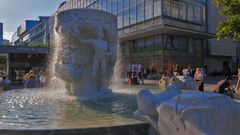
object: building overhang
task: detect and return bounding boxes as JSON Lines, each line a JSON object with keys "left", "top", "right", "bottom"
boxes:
{"left": 0, "top": 46, "right": 49, "bottom": 54}
{"left": 119, "top": 23, "right": 215, "bottom": 42}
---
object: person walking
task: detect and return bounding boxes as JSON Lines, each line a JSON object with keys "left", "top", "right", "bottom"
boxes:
{"left": 194, "top": 68, "right": 204, "bottom": 92}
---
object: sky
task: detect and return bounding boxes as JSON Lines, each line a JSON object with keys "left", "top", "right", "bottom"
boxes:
{"left": 0, "top": 0, "right": 66, "bottom": 40}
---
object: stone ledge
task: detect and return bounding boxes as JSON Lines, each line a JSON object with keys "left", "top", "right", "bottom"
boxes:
{"left": 0, "top": 123, "right": 149, "bottom": 135}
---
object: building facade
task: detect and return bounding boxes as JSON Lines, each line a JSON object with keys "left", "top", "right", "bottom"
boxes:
{"left": 58, "top": 0, "right": 212, "bottom": 77}
{"left": 12, "top": 17, "right": 50, "bottom": 47}
{"left": 207, "top": 1, "right": 237, "bottom": 75}
{"left": 0, "top": 23, "right": 3, "bottom": 45}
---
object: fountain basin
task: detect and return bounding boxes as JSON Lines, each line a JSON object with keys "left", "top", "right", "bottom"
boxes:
{"left": 0, "top": 123, "right": 149, "bottom": 135}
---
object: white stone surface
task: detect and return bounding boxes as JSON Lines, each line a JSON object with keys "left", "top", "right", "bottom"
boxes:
{"left": 54, "top": 9, "right": 117, "bottom": 98}
{"left": 173, "top": 76, "right": 199, "bottom": 90}
{"left": 135, "top": 86, "right": 182, "bottom": 119}
{"left": 157, "top": 92, "right": 240, "bottom": 135}
{"left": 135, "top": 86, "right": 240, "bottom": 135}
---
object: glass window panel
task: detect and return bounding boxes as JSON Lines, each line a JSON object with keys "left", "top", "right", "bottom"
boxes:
{"left": 145, "top": 0, "right": 153, "bottom": 20}
{"left": 107, "top": 0, "right": 111, "bottom": 12}
{"left": 130, "top": 6, "right": 136, "bottom": 25}
{"left": 179, "top": 2, "right": 187, "bottom": 20}
{"left": 118, "top": 12, "right": 123, "bottom": 28}
{"left": 173, "top": 37, "right": 180, "bottom": 50}
{"left": 130, "top": 0, "right": 136, "bottom": 5}
{"left": 154, "top": 0, "right": 162, "bottom": 17}
{"left": 146, "top": 37, "right": 154, "bottom": 52}
{"left": 118, "top": 0, "right": 123, "bottom": 28}
{"left": 187, "top": 3, "right": 194, "bottom": 22}
{"left": 195, "top": 5, "right": 202, "bottom": 24}
{"left": 102, "top": 0, "right": 107, "bottom": 11}
{"left": 111, "top": 0, "right": 117, "bottom": 15}
{"left": 163, "top": 0, "right": 171, "bottom": 16}
{"left": 123, "top": 10, "right": 130, "bottom": 26}
{"left": 131, "top": 40, "right": 138, "bottom": 54}
{"left": 171, "top": 0, "right": 179, "bottom": 18}
{"left": 137, "top": 0, "right": 144, "bottom": 22}
{"left": 137, "top": 39, "right": 145, "bottom": 52}
{"left": 124, "top": 0, "right": 129, "bottom": 7}
{"left": 154, "top": 35, "right": 162, "bottom": 50}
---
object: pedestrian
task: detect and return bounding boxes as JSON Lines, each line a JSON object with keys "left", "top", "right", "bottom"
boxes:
{"left": 0, "top": 76, "right": 12, "bottom": 91}
{"left": 194, "top": 68, "right": 204, "bottom": 91}
{"left": 25, "top": 75, "right": 37, "bottom": 89}
{"left": 235, "top": 66, "right": 240, "bottom": 91}
{"left": 138, "top": 68, "right": 145, "bottom": 85}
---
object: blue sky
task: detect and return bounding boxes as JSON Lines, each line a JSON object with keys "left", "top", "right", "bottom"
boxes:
{"left": 0, "top": 0, "right": 66, "bottom": 40}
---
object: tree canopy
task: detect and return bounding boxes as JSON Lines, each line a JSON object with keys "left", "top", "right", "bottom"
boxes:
{"left": 213, "top": 0, "right": 240, "bottom": 40}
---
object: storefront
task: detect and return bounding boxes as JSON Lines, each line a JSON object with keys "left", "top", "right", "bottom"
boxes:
{"left": 0, "top": 46, "right": 49, "bottom": 83}
{"left": 121, "top": 34, "right": 203, "bottom": 78}
{"left": 0, "top": 54, "right": 8, "bottom": 80}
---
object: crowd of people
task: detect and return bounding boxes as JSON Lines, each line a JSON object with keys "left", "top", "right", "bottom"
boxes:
{"left": 23, "top": 69, "right": 48, "bottom": 89}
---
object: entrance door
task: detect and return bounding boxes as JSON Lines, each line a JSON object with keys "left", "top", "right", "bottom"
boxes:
{"left": 223, "top": 61, "right": 230, "bottom": 75}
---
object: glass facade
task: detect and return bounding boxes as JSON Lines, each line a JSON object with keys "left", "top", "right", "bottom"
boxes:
{"left": 121, "top": 34, "right": 203, "bottom": 74}
{"left": 58, "top": 0, "right": 206, "bottom": 29}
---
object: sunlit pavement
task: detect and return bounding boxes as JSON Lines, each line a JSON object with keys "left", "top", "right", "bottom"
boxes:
{"left": 123, "top": 76, "right": 240, "bottom": 100}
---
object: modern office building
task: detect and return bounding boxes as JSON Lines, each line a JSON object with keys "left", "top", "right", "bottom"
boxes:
{"left": 207, "top": 1, "right": 237, "bottom": 74}
{"left": 0, "top": 23, "right": 3, "bottom": 45}
{"left": 58, "top": 0, "right": 213, "bottom": 76}
{"left": 12, "top": 16, "right": 50, "bottom": 47}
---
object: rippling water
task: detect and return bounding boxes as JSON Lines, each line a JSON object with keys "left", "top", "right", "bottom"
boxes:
{"left": 0, "top": 88, "right": 142, "bottom": 129}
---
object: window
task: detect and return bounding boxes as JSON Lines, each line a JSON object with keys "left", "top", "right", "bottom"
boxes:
{"left": 146, "top": 37, "right": 154, "bottom": 52}
{"left": 118, "top": 0, "right": 123, "bottom": 28}
{"left": 123, "top": 0, "right": 129, "bottom": 27}
{"left": 179, "top": 2, "right": 187, "bottom": 20}
{"left": 145, "top": 0, "right": 153, "bottom": 20}
{"left": 187, "top": 3, "right": 194, "bottom": 22}
{"left": 154, "top": 35, "right": 162, "bottom": 50}
{"left": 123, "top": 10, "right": 130, "bottom": 26}
{"left": 171, "top": 0, "right": 179, "bottom": 18}
{"left": 107, "top": 0, "right": 111, "bottom": 12}
{"left": 131, "top": 40, "right": 138, "bottom": 54}
{"left": 102, "top": 0, "right": 107, "bottom": 11}
{"left": 111, "top": 0, "right": 117, "bottom": 15}
{"left": 137, "top": 39, "right": 145, "bottom": 52}
{"left": 195, "top": 6, "right": 202, "bottom": 24}
{"left": 154, "top": 0, "right": 161, "bottom": 17}
{"left": 137, "top": 0, "right": 145, "bottom": 22}
{"left": 130, "top": 7, "right": 136, "bottom": 25}
{"left": 163, "top": 0, "right": 171, "bottom": 16}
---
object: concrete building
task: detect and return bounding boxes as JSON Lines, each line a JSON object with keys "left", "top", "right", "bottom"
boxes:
{"left": 0, "top": 23, "right": 3, "bottom": 45}
{"left": 58, "top": 0, "right": 213, "bottom": 77}
{"left": 12, "top": 16, "right": 49, "bottom": 47}
{"left": 207, "top": 1, "right": 237, "bottom": 75}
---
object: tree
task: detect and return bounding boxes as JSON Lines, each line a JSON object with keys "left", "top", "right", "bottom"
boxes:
{"left": 213, "top": 0, "right": 240, "bottom": 40}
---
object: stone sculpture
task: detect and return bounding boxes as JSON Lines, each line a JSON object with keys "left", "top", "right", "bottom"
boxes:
{"left": 135, "top": 86, "right": 240, "bottom": 135}
{"left": 54, "top": 9, "right": 117, "bottom": 98}
{"left": 159, "top": 76, "right": 198, "bottom": 90}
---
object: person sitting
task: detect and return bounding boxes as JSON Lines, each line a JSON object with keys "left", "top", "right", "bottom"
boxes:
{"left": 0, "top": 76, "right": 12, "bottom": 91}
{"left": 25, "top": 75, "right": 37, "bottom": 89}
{"left": 215, "top": 76, "right": 235, "bottom": 99}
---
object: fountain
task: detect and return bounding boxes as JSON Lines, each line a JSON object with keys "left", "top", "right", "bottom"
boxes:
{"left": 54, "top": 9, "right": 117, "bottom": 98}
{"left": 1, "top": 8, "right": 240, "bottom": 135}
{"left": 0, "top": 9, "right": 149, "bottom": 135}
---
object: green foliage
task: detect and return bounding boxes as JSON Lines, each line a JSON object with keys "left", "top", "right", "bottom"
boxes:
{"left": 31, "top": 42, "right": 49, "bottom": 47}
{"left": 213, "top": 0, "right": 240, "bottom": 40}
